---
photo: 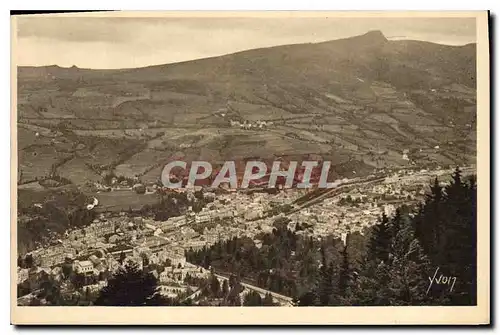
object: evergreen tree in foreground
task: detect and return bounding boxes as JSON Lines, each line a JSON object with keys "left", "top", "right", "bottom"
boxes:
{"left": 316, "top": 247, "right": 335, "bottom": 305}
{"left": 367, "top": 213, "right": 391, "bottom": 264}
{"left": 386, "top": 220, "right": 432, "bottom": 305}
{"left": 337, "top": 243, "right": 351, "bottom": 303}
{"left": 412, "top": 167, "right": 477, "bottom": 305}
{"left": 243, "top": 291, "right": 263, "bottom": 306}
{"left": 94, "top": 261, "right": 166, "bottom": 306}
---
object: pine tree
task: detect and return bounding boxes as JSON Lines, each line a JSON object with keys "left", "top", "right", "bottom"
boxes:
{"left": 352, "top": 208, "right": 433, "bottom": 306}
{"left": 427, "top": 177, "right": 444, "bottom": 262}
{"left": 243, "top": 291, "right": 263, "bottom": 306}
{"left": 387, "top": 221, "right": 431, "bottom": 305}
{"left": 367, "top": 213, "right": 391, "bottom": 263}
{"left": 411, "top": 169, "right": 477, "bottom": 305}
{"left": 94, "top": 262, "right": 166, "bottom": 306}
{"left": 389, "top": 208, "right": 403, "bottom": 240}
{"left": 338, "top": 243, "right": 351, "bottom": 302}
{"left": 296, "top": 290, "right": 319, "bottom": 306}
{"left": 440, "top": 168, "right": 476, "bottom": 305}
{"left": 352, "top": 257, "right": 391, "bottom": 305}
{"left": 17, "top": 255, "right": 24, "bottom": 268}
{"left": 412, "top": 202, "right": 425, "bottom": 247}
{"left": 316, "top": 247, "right": 335, "bottom": 305}
{"left": 209, "top": 275, "right": 221, "bottom": 298}
{"left": 462, "top": 174, "right": 477, "bottom": 305}
{"left": 222, "top": 279, "right": 229, "bottom": 298}
{"left": 263, "top": 292, "right": 274, "bottom": 306}
{"left": 24, "top": 254, "right": 34, "bottom": 268}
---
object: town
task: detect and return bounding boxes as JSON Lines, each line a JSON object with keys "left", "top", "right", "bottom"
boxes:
{"left": 17, "top": 165, "right": 475, "bottom": 306}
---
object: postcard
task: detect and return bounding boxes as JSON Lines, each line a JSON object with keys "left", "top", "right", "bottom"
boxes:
{"left": 11, "top": 11, "right": 490, "bottom": 325}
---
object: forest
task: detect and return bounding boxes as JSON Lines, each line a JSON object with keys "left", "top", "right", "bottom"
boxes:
{"left": 186, "top": 168, "right": 477, "bottom": 306}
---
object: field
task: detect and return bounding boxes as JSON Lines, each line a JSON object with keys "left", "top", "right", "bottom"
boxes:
{"left": 57, "top": 157, "right": 102, "bottom": 185}
{"left": 17, "top": 33, "right": 477, "bottom": 189}
{"left": 92, "top": 190, "right": 160, "bottom": 213}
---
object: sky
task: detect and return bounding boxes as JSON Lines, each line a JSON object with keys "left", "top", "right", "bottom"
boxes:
{"left": 15, "top": 15, "right": 477, "bottom": 69}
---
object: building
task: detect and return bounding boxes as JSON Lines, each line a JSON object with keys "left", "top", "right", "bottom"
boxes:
{"left": 195, "top": 213, "right": 211, "bottom": 224}
{"left": 158, "top": 285, "right": 189, "bottom": 298}
{"left": 39, "top": 251, "right": 67, "bottom": 268}
{"left": 17, "top": 268, "right": 29, "bottom": 284}
{"left": 82, "top": 281, "right": 107, "bottom": 294}
{"left": 84, "top": 221, "right": 116, "bottom": 237}
{"left": 158, "top": 251, "right": 186, "bottom": 268}
{"left": 159, "top": 268, "right": 173, "bottom": 283}
{"left": 74, "top": 260, "right": 94, "bottom": 275}
{"left": 184, "top": 240, "right": 207, "bottom": 251}
{"left": 68, "top": 229, "right": 84, "bottom": 240}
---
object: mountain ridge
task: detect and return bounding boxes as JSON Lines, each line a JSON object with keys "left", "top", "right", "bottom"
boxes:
{"left": 17, "top": 30, "right": 477, "bottom": 186}
{"left": 17, "top": 30, "right": 475, "bottom": 72}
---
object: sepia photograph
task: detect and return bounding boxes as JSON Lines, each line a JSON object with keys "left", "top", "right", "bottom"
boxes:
{"left": 10, "top": 11, "right": 490, "bottom": 325}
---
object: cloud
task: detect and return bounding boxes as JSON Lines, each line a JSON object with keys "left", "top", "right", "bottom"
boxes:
{"left": 17, "top": 17, "right": 139, "bottom": 43}
{"left": 15, "top": 16, "right": 477, "bottom": 69}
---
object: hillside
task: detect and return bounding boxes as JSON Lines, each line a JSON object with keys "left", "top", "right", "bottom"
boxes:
{"left": 17, "top": 30, "right": 477, "bottom": 187}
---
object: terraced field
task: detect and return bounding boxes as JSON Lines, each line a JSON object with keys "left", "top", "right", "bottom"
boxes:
{"left": 17, "top": 31, "right": 476, "bottom": 188}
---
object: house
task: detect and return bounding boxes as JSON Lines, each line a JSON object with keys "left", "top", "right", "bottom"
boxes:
{"left": 149, "top": 253, "right": 160, "bottom": 265}
{"left": 88, "top": 255, "right": 101, "bottom": 266}
{"left": 158, "top": 251, "right": 186, "bottom": 268}
{"left": 82, "top": 281, "right": 106, "bottom": 294}
{"left": 195, "top": 213, "right": 211, "bottom": 224}
{"left": 39, "top": 252, "right": 66, "bottom": 267}
{"left": 74, "top": 260, "right": 94, "bottom": 275}
{"left": 17, "top": 268, "right": 29, "bottom": 284}
{"left": 159, "top": 269, "right": 172, "bottom": 284}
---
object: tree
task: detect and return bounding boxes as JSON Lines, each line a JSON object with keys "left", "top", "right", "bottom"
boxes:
{"left": 71, "top": 273, "right": 86, "bottom": 290}
{"left": 39, "top": 277, "right": 62, "bottom": 305}
{"left": 263, "top": 292, "right": 274, "bottom": 306}
{"left": 386, "top": 221, "right": 431, "bottom": 305}
{"left": 94, "top": 262, "right": 166, "bottom": 306}
{"left": 134, "top": 184, "right": 146, "bottom": 195}
{"left": 119, "top": 251, "right": 126, "bottom": 265}
{"left": 209, "top": 275, "right": 221, "bottom": 298}
{"left": 84, "top": 287, "right": 91, "bottom": 301}
{"left": 62, "top": 262, "right": 73, "bottom": 279}
{"left": 367, "top": 213, "right": 391, "bottom": 263}
{"left": 316, "top": 247, "right": 335, "bottom": 305}
{"left": 226, "top": 276, "right": 243, "bottom": 306}
{"left": 438, "top": 168, "right": 476, "bottom": 304}
{"left": 243, "top": 291, "right": 263, "bottom": 306}
{"left": 296, "top": 291, "right": 318, "bottom": 306}
{"left": 222, "top": 279, "right": 229, "bottom": 298}
{"left": 227, "top": 289, "right": 241, "bottom": 306}
{"left": 415, "top": 177, "right": 444, "bottom": 261}
{"left": 353, "top": 259, "right": 392, "bottom": 305}
{"left": 25, "top": 254, "right": 34, "bottom": 268}
{"left": 389, "top": 208, "right": 403, "bottom": 240}
{"left": 412, "top": 169, "right": 477, "bottom": 305}
{"left": 338, "top": 243, "right": 351, "bottom": 301}
{"left": 17, "top": 255, "right": 24, "bottom": 268}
